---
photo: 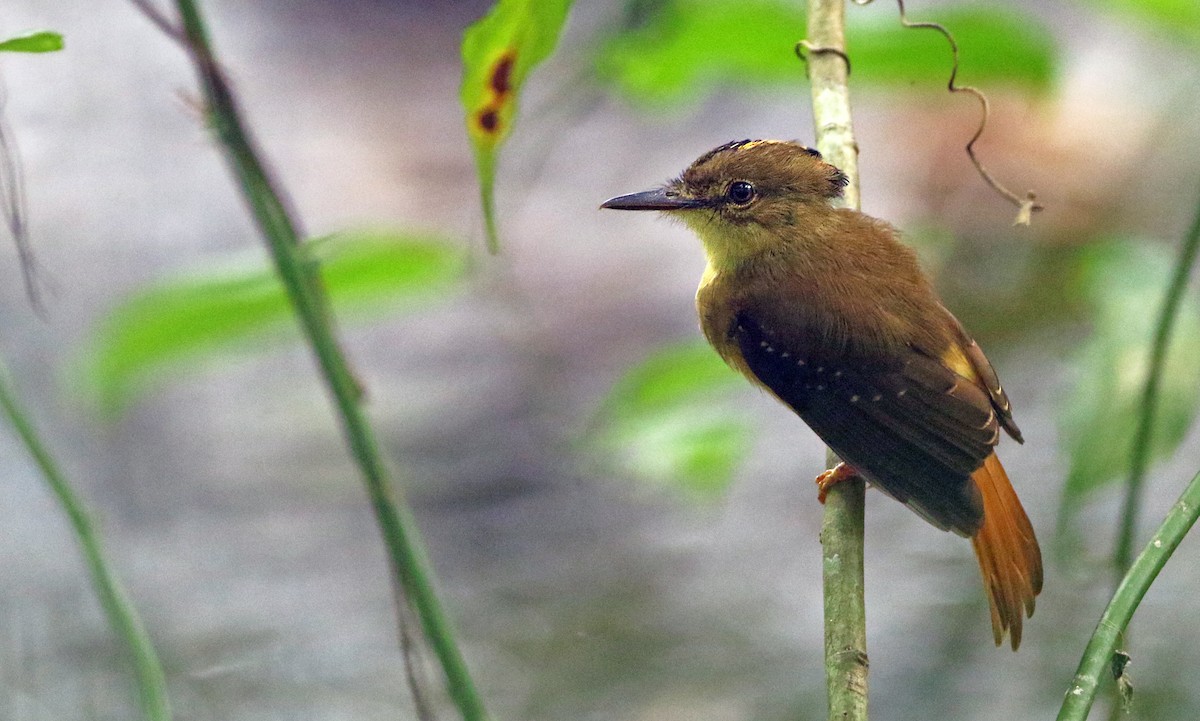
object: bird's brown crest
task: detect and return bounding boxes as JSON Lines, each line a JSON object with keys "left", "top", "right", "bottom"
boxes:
{"left": 679, "top": 139, "right": 848, "bottom": 202}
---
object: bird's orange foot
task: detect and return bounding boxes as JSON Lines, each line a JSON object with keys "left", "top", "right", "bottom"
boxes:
{"left": 814, "top": 462, "right": 860, "bottom": 504}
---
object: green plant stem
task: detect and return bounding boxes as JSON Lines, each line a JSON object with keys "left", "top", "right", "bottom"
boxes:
{"left": 1114, "top": 191, "right": 1200, "bottom": 584}
{"left": 1057, "top": 467, "right": 1200, "bottom": 721}
{"left": 804, "top": 0, "right": 860, "bottom": 213}
{"left": 163, "top": 3, "right": 489, "bottom": 720}
{"left": 0, "top": 363, "right": 171, "bottom": 721}
{"left": 820, "top": 450, "right": 869, "bottom": 721}
{"left": 805, "top": 2, "right": 868, "bottom": 720}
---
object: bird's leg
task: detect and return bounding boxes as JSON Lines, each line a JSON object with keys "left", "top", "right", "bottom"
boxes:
{"left": 814, "top": 462, "right": 861, "bottom": 504}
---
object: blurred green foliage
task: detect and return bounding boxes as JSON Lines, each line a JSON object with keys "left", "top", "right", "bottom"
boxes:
{"left": 0, "top": 31, "right": 63, "bottom": 53}
{"left": 1060, "top": 239, "right": 1200, "bottom": 505}
{"left": 595, "top": 1, "right": 1057, "bottom": 108}
{"left": 79, "top": 231, "right": 463, "bottom": 417}
{"left": 1082, "top": 0, "right": 1200, "bottom": 46}
{"left": 461, "top": 0, "right": 574, "bottom": 251}
{"left": 594, "top": 341, "right": 749, "bottom": 495}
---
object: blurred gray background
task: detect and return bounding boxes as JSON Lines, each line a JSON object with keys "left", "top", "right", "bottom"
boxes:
{"left": 2, "top": 1, "right": 1200, "bottom": 720}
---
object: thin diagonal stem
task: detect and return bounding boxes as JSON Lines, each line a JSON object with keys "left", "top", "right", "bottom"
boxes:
{"left": 1114, "top": 190, "right": 1200, "bottom": 585}
{"left": 137, "top": 2, "right": 490, "bottom": 719}
{"left": 1057, "top": 468, "right": 1200, "bottom": 721}
{"left": 0, "top": 362, "right": 171, "bottom": 721}
{"left": 0, "top": 80, "right": 47, "bottom": 313}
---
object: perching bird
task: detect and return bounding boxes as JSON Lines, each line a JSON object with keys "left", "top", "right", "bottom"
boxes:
{"left": 602, "top": 139, "right": 1042, "bottom": 649}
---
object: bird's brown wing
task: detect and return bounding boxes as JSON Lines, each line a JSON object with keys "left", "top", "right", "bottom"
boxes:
{"left": 732, "top": 310, "right": 1000, "bottom": 536}
{"left": 936, "top": 303, "right": 1023, "bottom": 443}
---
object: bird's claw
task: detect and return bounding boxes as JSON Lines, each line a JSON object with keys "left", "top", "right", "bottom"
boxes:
{"left": 815, "top": 462, "right": 859, "bottom": 503}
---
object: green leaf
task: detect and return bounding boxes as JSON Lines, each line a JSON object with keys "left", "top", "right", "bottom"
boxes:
{"left": 850, "top": 6, "right": 1057, "bottom": 89}
{"left": 79, "top": 230, "right": 463, "bottom": 416}
{"left": 1079, "top": 0, "right": 1200, "bottom": 47}
{"left": 0, "top": 31, "right": 64, "bottom": 53}
{"left": 461, "top": 0, "right": 573, "bottom": 252}
{"left": 594, "top": 341, "right": 749, "bottom": 495}
{"left": 595, "top": 2, "right": 802, "bottom": 108}
{"left": 1060, "top": 240, "right": 1200, "bottom": 501}
{"left": 595, "top": 2, "right": 1056, "bottom": 108}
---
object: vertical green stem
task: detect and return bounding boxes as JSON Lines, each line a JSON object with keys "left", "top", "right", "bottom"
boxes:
{"left": 1113, "top": 189, "right": 1200, "bottom": 584}
{"left": 805, "top": 2, "right": 868, "bottom": 720}
{"left": 1057, "top": 468, "right": 1200, "bottom": 721}
{"left": 820, "top": 455, "right": 869, "bottom": 721}
{"left": 160, "top": 3, "right": 490, "bottom": 719}
{"left": 804, "top": 1, "right": 860, "bottom": 212}
{"left": 0, "top": 363, "right": 172, "bottom": 721}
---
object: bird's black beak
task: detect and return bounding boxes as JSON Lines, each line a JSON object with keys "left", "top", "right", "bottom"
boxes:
{"left": 601, "top": 188, "right": 703, "bottom": 211}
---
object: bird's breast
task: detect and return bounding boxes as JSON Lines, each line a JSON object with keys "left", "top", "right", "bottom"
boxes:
{"left": 695, "top": 252, "right": 936, "bottom": 376}
{"left": 696, "top": 264, "right": 747, "bottom": 377}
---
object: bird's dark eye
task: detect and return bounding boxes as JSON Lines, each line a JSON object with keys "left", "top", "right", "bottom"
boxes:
{"left": 726, "top": 180, "right": 755, "bottom": 204}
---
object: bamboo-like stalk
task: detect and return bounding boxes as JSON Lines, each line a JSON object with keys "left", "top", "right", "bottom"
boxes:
{"left": 804, "top": 2, "right": 869, "bottom": 720}
{"left": 145, "top": 3, "right": 491, "bottom": 719}
{"left": 1057, "top": 467, "right": 1200, "bottom": 721}
{"left": 818, "top": 453, "right": 869, "bottom": 721}
{"left": 0, "top": 363, "right": 172, "bottom": 721}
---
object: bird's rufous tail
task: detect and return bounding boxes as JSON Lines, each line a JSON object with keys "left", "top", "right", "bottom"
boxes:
{"left": 970, "top": 453, "right": 1043, "bottom": 650}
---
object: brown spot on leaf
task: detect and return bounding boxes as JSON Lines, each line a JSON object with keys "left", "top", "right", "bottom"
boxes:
{"left": 491, "top": 52, "right": 515, "bottom": 95}
{"left": 478, "top": 108, "right": 499, "bottom": 134}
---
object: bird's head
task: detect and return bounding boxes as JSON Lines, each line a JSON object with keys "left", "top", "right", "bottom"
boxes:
{"left": 602, "top": 139, "right": 849, "bottom": 268}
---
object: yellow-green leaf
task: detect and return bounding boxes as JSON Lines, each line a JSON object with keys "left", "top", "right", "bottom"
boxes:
{"left": 460, "top": 0, "right": 573, "bottom": 252}
{"left": 1060, "top": 240, "right": 1200, "bottom": 503}
{"left": 593, "top": 341, "right": 748, "bottom": 495}
{"left": 78, "top": 230, "right": 463, "bottom": 417}
{"left": 1080, "top": 0, "right": 1200, "bottom": 47}
{"left": 0, "top": 31, "right": 64, "bottom": 53}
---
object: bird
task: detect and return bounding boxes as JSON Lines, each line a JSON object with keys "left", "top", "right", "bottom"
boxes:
{"left": 601, "top": 139, "right": 1042, "bottom": 649}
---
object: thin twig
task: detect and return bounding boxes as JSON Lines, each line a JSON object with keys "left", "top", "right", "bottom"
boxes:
{"left": 854, "top": 0, "right": 1043, "bottom": 225}
{"left": 128, "top": 2, "right": 487, "bottom": 719}
{"left": 0, "top": 78, "right": 49, "bottom": 314}
{"left": 395, "top": 575, "right": 437, "bottom": 721}
{"left": 802, "top": 2, "right": 869, "bottom": 720}
{"left": 128, "top": 0, "right": 185, "bottom": 42}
